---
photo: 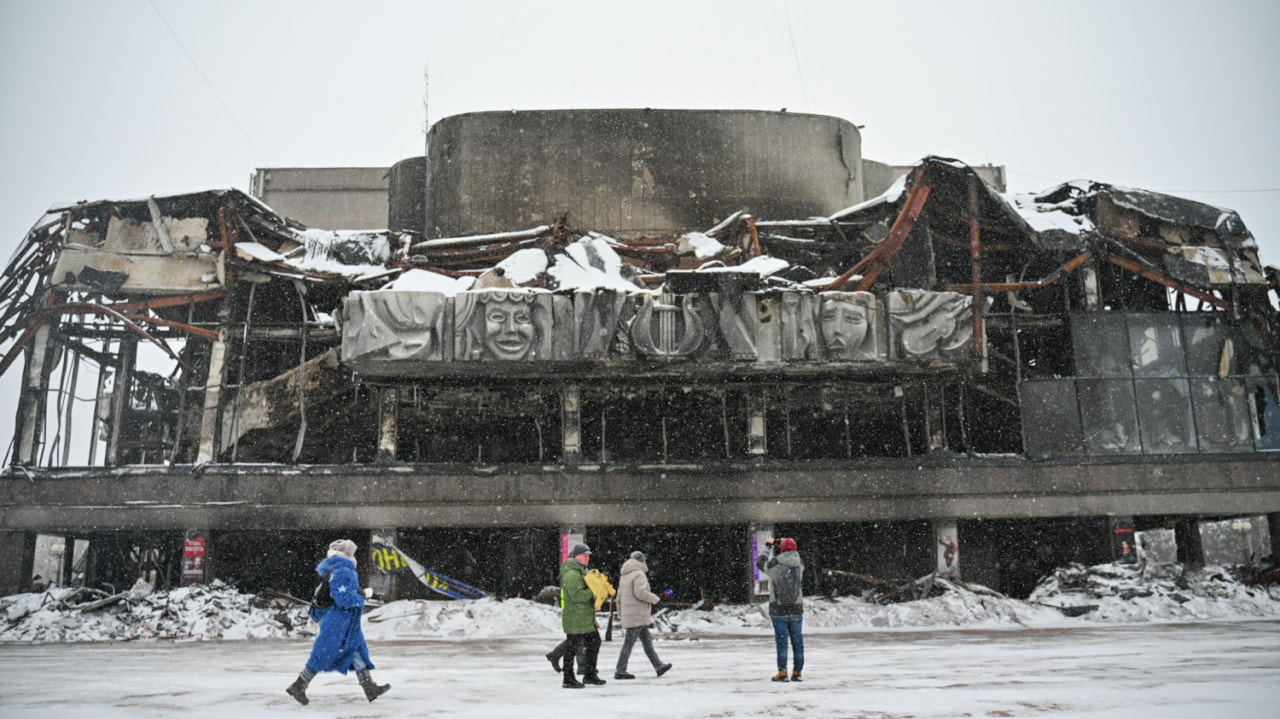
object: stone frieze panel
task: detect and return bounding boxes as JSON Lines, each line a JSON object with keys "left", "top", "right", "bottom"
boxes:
{"left": 886, "top": 290, "right": 974, "bottom": 361}
{"left": 342, "top": 287, "right": 972, "bottom": 374}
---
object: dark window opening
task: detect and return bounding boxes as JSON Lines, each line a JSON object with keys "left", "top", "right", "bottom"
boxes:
{"left": 398, "top": 386, "right": 559, "bottom": 464}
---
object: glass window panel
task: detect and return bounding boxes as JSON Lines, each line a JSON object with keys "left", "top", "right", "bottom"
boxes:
{"left": 1077, "top": 380, "right": 1142, "bottom": 454}
{"left": 1134, "top": 378, "right": 1197, "bottom": 453}
{"left": 1071, "top": 313, "right": 1131, "bottom": 378}
{"left": 1129, "top": 314, "right": 1188, "bottom": 378}
{"left": 1248, "top": 379, "right": 1280, "bottom": 452}
{"left": 1180, "top": 315, "right": 1231, "bottom": 377}
{"left": 1238, "top": 326, "right": 1279, "bottom": 378}
{"left": 1189, "top": 379, "right": 1254, "bottom": 453}
{"left": 1019, "top": 380, "right": 1083, "bottom": 459}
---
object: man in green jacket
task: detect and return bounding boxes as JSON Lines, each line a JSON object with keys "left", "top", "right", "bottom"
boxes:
{"left": 559, "top": 543, "right": 606, "bottom": 688}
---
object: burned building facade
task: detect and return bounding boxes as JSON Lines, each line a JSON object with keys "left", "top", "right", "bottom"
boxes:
{"left": 1, "top": 110, "right": 1277, "bottom": 602}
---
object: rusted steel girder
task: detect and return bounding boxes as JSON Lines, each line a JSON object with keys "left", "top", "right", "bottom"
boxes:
{"left": 825, "top": 168, "right": 933, "bottom": 292}
{"left": 0, "top": 289, "right": 223, "bottom": 377}
{"left": 105, "top": 291, "right": 225, "bottom": 314}
{"left": 747, "top": 217, "right": 762, "bottom": 258}
{"left": 0, "top": 302, "right": 192, "bottom": 377}
{"left": 1105, "top": 254, "right": 1232, "bottom": 311}
{"left": 968, "top": 177, "right": 985, "bottom": 366}
{"left": 947, "top": 251, "right": 1094, "bottom": 294}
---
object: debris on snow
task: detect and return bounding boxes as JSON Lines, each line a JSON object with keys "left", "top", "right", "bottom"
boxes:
{"left": 1028, "top": 562, "right": 1280, "bottom": 623}
{"left": 0, "top": 581, "right": 310, "bottom": 642}
{"left": 3, "top": 561, "right": 1278, "bottom": 643}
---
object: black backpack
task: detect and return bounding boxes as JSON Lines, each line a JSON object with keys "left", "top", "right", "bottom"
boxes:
{"left": 774, "top": 564, "right": 801, "bottom": 607}
{"left": 311, "top": 577, "right": 333, "bottom": 609}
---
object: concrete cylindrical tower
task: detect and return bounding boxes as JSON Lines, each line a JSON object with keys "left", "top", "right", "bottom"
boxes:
{"left": 410, "top": 109, "right": 864, "bottom": 239}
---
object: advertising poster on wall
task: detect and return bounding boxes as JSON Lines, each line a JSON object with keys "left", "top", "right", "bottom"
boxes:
{"left": 750, "top": 528, "right": 773, "bottom": 598}
{"left": 560, "top": 532, "right": 584, "bottom": 563}
{"left": 181, "top": 535, "right": 206, "bottom": 585}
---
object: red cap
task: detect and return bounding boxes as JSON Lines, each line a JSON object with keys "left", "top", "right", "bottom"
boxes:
{"left": 780, "top": 538, "right": 797, "bottom": 552}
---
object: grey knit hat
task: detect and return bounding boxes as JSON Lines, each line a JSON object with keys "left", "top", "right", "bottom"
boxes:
{"left": 630, "top": 551, "right": 647, "bottom": 563}
{"left": 327, "top": 539, "right": 357, "bottom": 560}
{"left": 570, "top": 543, "right": 592, "bottom": 557}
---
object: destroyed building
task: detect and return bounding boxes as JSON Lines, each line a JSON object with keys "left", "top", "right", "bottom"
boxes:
{"left": 1, "top": 109, "right": 1277, "bottom": 602}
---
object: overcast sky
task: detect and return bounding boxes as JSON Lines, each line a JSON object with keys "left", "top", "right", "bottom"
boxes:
{"left": 1, "top": 0, "right": 1277, "bottom": 453}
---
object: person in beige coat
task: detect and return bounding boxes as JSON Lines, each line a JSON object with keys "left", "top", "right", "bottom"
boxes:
{"left": 613, "top": 551, "right": 673, "bottom": 680}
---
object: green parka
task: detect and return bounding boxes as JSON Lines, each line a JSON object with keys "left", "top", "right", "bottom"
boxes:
{"left": 559, "top": 557, "right": 597, "bottom": 634}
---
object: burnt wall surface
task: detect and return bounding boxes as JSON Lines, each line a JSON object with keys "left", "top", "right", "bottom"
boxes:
{"left": 3, "top": 455, "right": 1276, "bottom": 532}
{"left": 388, "top": 155, "right": 427, "bottom": 233}
{"left": 420, "top": 109, "right": 862, "bottom": 238}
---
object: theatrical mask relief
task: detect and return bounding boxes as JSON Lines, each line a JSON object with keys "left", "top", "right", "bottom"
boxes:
{"left": 341, "top": 287, "right": 973, "bottom": 374}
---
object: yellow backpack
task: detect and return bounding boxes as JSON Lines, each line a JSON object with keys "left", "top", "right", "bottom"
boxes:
{"left": 583, "top": 569, "right": 616, "bottom": 610}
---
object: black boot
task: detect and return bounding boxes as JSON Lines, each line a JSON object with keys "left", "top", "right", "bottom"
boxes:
{"left": 286, "top": 675, "right": 310, "bottom": 706}
{"left": 582, "top": 673, "right": 607, "bottom": 686}
{"left": 546, "top": 651, "right": 561, "bottom": 673}
{"left": 563, "top": 656, "right": 584, "bottom": 688}
{"left": 356, "top": 669, "right": 390, "bottom": 702}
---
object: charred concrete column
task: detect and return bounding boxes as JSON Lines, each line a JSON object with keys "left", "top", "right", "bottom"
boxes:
{"left": 377, "top": 388, "right": 398, "bottom": 463}
{"left": 1175, "top": 518, "right": 1205, "bottom": 568}
{"left": 747, "top": 389, "right": 767, "bottom": 458}
{"left": 1270, "top": 513, "right": 1280, "bottom": 563}
{"left": 370, "top": 530, "right": 400, "bottom": 600}
{"left": 925, "top": 383, "right": 945, "bottom": 452}
{"left": 105, "top": 336, "right": 136, "bottom": 466}
{"left": 0, "top": 531, "right": 37, "bottom": 597}
{"left": 196, "top": 329, "right": 229, "bottom": 465}
{"left": 562, "top": 385, "right": 582, "bottom": 463}
{"left": 934, "top": 519, "right": 960, "bottom": 579}
{"left": 1108, "top": 516, "right": 1138, "bottom": 564}
{"left": 14, "top": 321, "right": 58, "bottom": 466}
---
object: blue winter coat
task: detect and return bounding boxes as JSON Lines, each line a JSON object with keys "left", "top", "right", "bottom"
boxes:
{"left": 305, "top": 556, "right": 374, "bottom": 674}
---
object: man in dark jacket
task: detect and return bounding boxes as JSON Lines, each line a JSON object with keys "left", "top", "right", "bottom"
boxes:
{"left": 559, "top": 543, "right": 606, "bottom": 688}
{"left": 756, "top": 537, "right": 804, "bottom": 682}
{"left": 287, "top": 539, "right": 390, "bottom": 705}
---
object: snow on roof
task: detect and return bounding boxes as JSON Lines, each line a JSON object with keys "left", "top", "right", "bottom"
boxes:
{"left": 548, "top": 234, "right": 645, "bottom": 293}
{"left": 830, "top": 173, "right": 908, "bottom": 220}
{"left": 382, "top": 268, "right": 474, "bottom": 294}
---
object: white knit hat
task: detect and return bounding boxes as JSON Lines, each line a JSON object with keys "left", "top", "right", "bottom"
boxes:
{"left": 327, "top": 539, "right": 357, "bottom": 561}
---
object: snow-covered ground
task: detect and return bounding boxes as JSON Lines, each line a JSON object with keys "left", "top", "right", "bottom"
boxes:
{"left": 1, "top": 622, "right": 1277, "bottom": 718}
{"left": 1, "top": 562, "right": 1278, "bottom": 716}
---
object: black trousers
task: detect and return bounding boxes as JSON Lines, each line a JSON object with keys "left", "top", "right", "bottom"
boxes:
{"left": 563, "top": 630, "right": 601, "bottom": 680}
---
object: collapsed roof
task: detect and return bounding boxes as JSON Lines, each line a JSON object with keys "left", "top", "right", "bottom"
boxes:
{"left": 1, "top": 157, "right": 1277, "bottom": 466}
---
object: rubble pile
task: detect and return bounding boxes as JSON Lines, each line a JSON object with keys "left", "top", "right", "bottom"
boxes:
{"left": 3, "top": 560, "right": 1279, "bottom": 643}
{"left": 1028, "top": 561, "right": 1280, "bottom": 622}
{"left": 0, "top": 580, "right": 310, "bottom": 642}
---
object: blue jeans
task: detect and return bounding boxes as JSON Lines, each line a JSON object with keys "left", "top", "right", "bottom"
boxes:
{"left": 771, "top": 615, "right": 804, "bottom": 672}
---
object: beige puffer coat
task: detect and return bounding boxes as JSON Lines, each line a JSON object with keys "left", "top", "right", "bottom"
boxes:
{"left": 617, "top": 557, "right": 661, "bottom": 628}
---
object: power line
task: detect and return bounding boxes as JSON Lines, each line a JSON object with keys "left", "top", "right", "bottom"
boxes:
{"left": 147, "top": 1, "right": 268, "bottom": 166}
{"left": 1008, "top": 169, "right": 1280, "bottom": 194}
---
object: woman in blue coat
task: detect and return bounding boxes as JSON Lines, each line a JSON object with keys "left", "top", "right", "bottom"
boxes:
{"left": 287, "top": 539, "right": 390, "bottom": 705}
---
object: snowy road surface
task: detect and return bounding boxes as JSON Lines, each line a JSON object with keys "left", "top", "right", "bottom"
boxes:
{"left": 2, "top": 622, "right": 1278, "bottom": 718}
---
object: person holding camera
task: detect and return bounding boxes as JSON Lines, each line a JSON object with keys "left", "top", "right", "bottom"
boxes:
{"left": 757, "top": 537, "right": 805, "bottom": 682}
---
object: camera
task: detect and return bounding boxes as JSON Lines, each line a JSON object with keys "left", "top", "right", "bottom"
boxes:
{"left": 765, "top": 538, "right": 776, "bottom": 546}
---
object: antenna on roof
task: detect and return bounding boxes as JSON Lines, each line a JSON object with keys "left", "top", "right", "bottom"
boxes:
{"left": 781, "top": 1, "right": 810, "bottom": 112}
{"left": 423, "top": 64, "right": 431, "bottom": 153}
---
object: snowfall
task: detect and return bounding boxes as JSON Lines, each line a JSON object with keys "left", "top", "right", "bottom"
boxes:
{"left": 1, "top": 560, "right": 1279, "bottom": 718}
